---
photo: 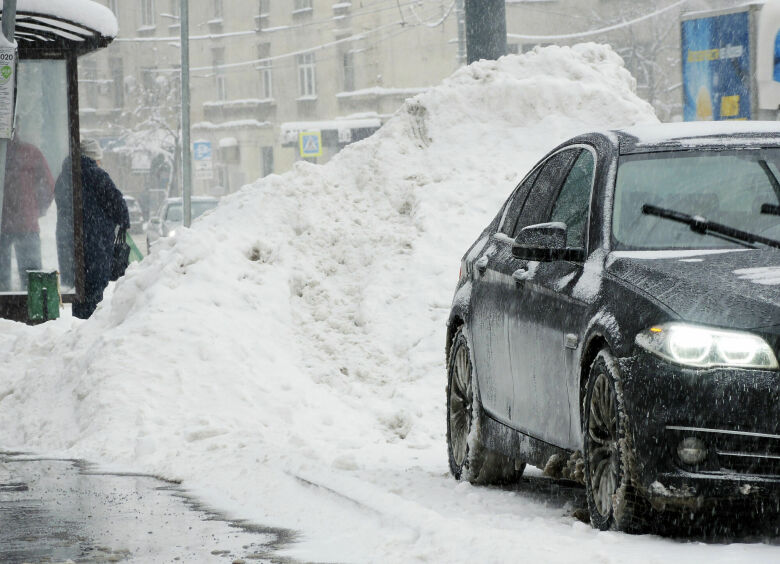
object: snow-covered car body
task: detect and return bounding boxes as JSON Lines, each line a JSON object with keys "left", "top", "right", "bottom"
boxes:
{"left": 446, "top": 122, "right": 780, "bottom": 530}
{"left": 145, "top": 196, "right": 218, "bottom": 251}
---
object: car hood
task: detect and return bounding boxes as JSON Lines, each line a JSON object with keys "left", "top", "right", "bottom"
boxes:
{"left": 606, "top": 249, "right": 780, "bottom": 330}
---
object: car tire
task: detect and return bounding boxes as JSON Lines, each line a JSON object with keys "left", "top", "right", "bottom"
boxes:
{"left": 583, "top": 349, "right": 652, "bottom": 532}
{"left": 447, "top": 326, "right": 525, "bottom": 485}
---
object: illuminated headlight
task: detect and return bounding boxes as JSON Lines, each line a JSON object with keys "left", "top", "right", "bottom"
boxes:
{"left": 636, "top": 323, "right": 779, "bottom": 370}
{"left": 166, "top": 229, "right": 177, "bottom": 237}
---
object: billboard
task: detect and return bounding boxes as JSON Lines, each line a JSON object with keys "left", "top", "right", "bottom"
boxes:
{"left": 682, "top": 11, "right": 751, "bottom": 121}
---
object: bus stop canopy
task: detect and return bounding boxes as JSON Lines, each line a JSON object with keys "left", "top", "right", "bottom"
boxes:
{"left": 1, "top": 0, "right": 117, "bottom": 56}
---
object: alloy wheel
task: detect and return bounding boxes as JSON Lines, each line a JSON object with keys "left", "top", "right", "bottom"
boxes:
{"left": 587, "top": 370, "right": 619, "bottom": 518}
{"left": 449, "top": 344, "right": 473, "bottom": 468}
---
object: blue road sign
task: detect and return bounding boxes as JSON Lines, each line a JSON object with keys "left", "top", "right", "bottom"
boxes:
{"left": 193, "top": 141, "right": 212, "bottom": 161}
{"left": 299, "top": 131, "right": 322, "bottom": 158}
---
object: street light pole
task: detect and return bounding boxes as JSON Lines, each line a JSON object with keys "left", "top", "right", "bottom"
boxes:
{"left": 464, "top": 0, "right": 507, "bottom": 64}
{"left": 0, "top": 0, "right": 17, "bottom": 233}
{"left": 180, "top": 0, "right": 192, "bottom": 228}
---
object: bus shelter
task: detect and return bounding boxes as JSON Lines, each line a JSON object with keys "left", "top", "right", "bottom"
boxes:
{"left": 0, "top": 0, "right": 117, "bottom": 322}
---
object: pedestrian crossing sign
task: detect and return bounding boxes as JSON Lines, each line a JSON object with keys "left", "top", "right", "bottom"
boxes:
{"left": 299, "top": 131, "right": 322, "bottom": 158}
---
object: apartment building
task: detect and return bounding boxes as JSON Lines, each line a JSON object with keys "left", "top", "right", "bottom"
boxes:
{"left": 79, "top": 1, "right": 741, "bottom": 217}
{"left": 80, "top": 0, "right": 463, "bottom": 215}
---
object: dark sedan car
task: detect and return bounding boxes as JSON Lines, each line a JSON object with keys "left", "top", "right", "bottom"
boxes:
{"left": 446, "top": 122, "right": 780, "bottom": 532}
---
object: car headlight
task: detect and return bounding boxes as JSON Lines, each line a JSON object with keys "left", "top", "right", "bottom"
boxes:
{"left": 635, "top": 323, "right": 779, "bottom": 370}
{"left": 166, "top": 229, "right": 176, "bottom": 237}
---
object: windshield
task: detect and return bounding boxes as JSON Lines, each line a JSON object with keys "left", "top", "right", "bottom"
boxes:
{"left": 164, "top": 201, "right": 217, "bottom": 223}
{"left": 613, "top": 149, "right": 780, "bottom": 250}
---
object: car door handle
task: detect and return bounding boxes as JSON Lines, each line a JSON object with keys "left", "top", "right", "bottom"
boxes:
{"left": 475, "top": 256, "right": 489, "bottom": 275}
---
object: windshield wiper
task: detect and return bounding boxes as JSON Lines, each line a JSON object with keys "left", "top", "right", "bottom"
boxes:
{"left": 641, "top": 204, "right": 780, "bottom": 250}
{"left": 761, "top": 203, "right": 780, "bottom": 216}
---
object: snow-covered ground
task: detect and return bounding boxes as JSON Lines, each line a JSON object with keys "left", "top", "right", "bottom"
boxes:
{"left": 2, "top": 44, "right": 778, "bottom": 562}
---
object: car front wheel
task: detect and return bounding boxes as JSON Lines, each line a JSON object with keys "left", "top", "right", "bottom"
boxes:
{"left": 583, "top": 349, "right": 651, "bottom": 532}
{"left": 447, "top": 326, "right": 524, "bottom": 485}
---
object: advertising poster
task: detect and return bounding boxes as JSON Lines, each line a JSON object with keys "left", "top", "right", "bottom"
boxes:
{"left": 682, "top": 11, "right": 751, "bottom": 121}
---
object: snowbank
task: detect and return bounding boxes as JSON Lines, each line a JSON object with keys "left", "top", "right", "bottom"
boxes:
{"left": 5, "top": 45, "right": 763, "bottom": 562}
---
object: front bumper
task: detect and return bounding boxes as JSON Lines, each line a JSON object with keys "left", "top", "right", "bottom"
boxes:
{"left": 620, "top": 351, "right": 780, "bottom": 507}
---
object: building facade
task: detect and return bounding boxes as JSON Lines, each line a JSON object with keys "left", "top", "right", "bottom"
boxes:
{"left": 80, "top": 0, "right": 742, "bottom": 218}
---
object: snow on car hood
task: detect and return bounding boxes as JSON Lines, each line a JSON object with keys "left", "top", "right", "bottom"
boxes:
{"left": 0, "top": 44, "right": 660, "bottom": 562}
{"left": 607, "top": 249, "right": 780, "bottom": 330}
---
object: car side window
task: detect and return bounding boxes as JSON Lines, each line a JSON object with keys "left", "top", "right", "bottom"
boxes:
{"left": 499, "top": 167, "right": 541, "bottom": 236}
{"left": 511, "top": 149, "right": 579, "bottom": 238}
{"left": 549, "top": 149, "right": 595, "bottom": 248}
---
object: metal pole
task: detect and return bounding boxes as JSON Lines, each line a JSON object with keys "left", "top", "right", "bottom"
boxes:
{"left": 0, "top": 0, "right": 16, "bottom": 235}
{"left": 456, "top": 0, "right": 466, "bottom": 66}
{"left": 465, "top": 0, "right": 507, "bottom": 64}
{"left": 180, "top": 0, "right": 192, "bottom": 228}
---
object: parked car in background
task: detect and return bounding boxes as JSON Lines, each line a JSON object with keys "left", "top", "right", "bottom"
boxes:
{"left": 145, "top": 196, "right": 219, "bottom": 252}
{"left": 123, "top": 195, "right": 144, "bottom": 234}
{"left": 446, "top": 122, "right": 780, "bottom": 533}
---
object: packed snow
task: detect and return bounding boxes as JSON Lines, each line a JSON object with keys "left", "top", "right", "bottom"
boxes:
{"left": 735, "top": 266, "right": 780, "bottom": 286}
{"left": 2, "top": 44, "right": 777, "bottom": 562}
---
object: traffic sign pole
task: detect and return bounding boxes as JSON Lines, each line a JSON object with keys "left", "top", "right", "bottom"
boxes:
{"left": 180, "top": 0, "right": 192, "bottom": 228}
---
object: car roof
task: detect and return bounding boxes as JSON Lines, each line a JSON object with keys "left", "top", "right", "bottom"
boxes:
{"left": 612, "top": 121, "right": 780, "bottom": 154}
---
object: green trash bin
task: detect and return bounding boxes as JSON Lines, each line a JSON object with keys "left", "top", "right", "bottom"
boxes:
{"left": 27, "top": 270, "right": 60, "bottom": 323}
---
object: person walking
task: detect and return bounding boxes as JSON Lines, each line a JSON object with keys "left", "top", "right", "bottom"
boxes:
{"left": 55, "top": 138, "right": 129, "bottom": 319}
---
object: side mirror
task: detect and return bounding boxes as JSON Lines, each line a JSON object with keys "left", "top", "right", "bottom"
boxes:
{"left": 512, "top": 222, "right": 585, "bottom": 262}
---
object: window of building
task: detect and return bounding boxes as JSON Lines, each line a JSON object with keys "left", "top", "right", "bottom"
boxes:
{"left": 81, "top": 59, "right": 99, "bottom": 108}
{"left": 297, "top": 53, "right": 316, "bottom": 98}
{"left": 258, "top": 60, "right": 273, "bottom": 99}
{"left": 141, "top": 67, "right": 156, "bottom": 91}
{"left": 214, "top": 0, "right": 224, "bottom": 18}
{"left": 140, "top": 0, "right": 156, "bottom": 27}
{"left": 217, "top": 164, "right": 231, "bottom": 194}
{"left": 109, "top": 0, "right": 119, "bottom": 16}
{"left": 256, "top": 43, "right": 272, "bottom": 99}
{"left": 111, "top": 57, "right": 124, "bottom": 108}
{"left": 262, "top": 147, "right": 274, "bottom": 177}
{"left": 293, "top": 0, "right": 312, "bottom": 13}
{"left": 343, "top": 51, "right": 355, "bottom": 92}
{"left": 258, "top": 0, "right": 270, "bottom": 29}
{"left": 213, "top": 47, "right": 227, "bottom": 101}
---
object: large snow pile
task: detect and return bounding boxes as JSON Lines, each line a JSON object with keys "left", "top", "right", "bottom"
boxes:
{"left": 5, "top": 45, "right": 766, "bottom": 562}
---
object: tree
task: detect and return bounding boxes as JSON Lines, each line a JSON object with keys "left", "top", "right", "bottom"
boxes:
{"left": 107, "top": 69, "right": 182, "bottom": 217}
{"left": 589, "top": 0, "right": 749, "bottom": 121}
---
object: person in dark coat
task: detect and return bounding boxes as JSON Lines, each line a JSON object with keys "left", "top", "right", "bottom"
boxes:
{"left": 55, "top": 138, "right": 129, "bottom": 319}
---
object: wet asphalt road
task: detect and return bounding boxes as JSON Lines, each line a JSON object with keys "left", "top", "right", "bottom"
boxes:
{"left": 0, "top": 453, "right": 297, "bottom": 564}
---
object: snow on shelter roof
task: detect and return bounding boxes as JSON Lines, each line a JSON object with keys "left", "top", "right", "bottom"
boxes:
{"left": 1, "top": 0, "right": 117, "bottom": 56}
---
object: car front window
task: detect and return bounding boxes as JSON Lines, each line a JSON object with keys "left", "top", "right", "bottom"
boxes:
{"left": 165, "top": 204, "right": 182, "bottom": 223}
{"left": 550, "top": 149, "right": 595, "bottom": 248}
{"left": 613, "top": 149, "right": 780, "bottom": 250}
